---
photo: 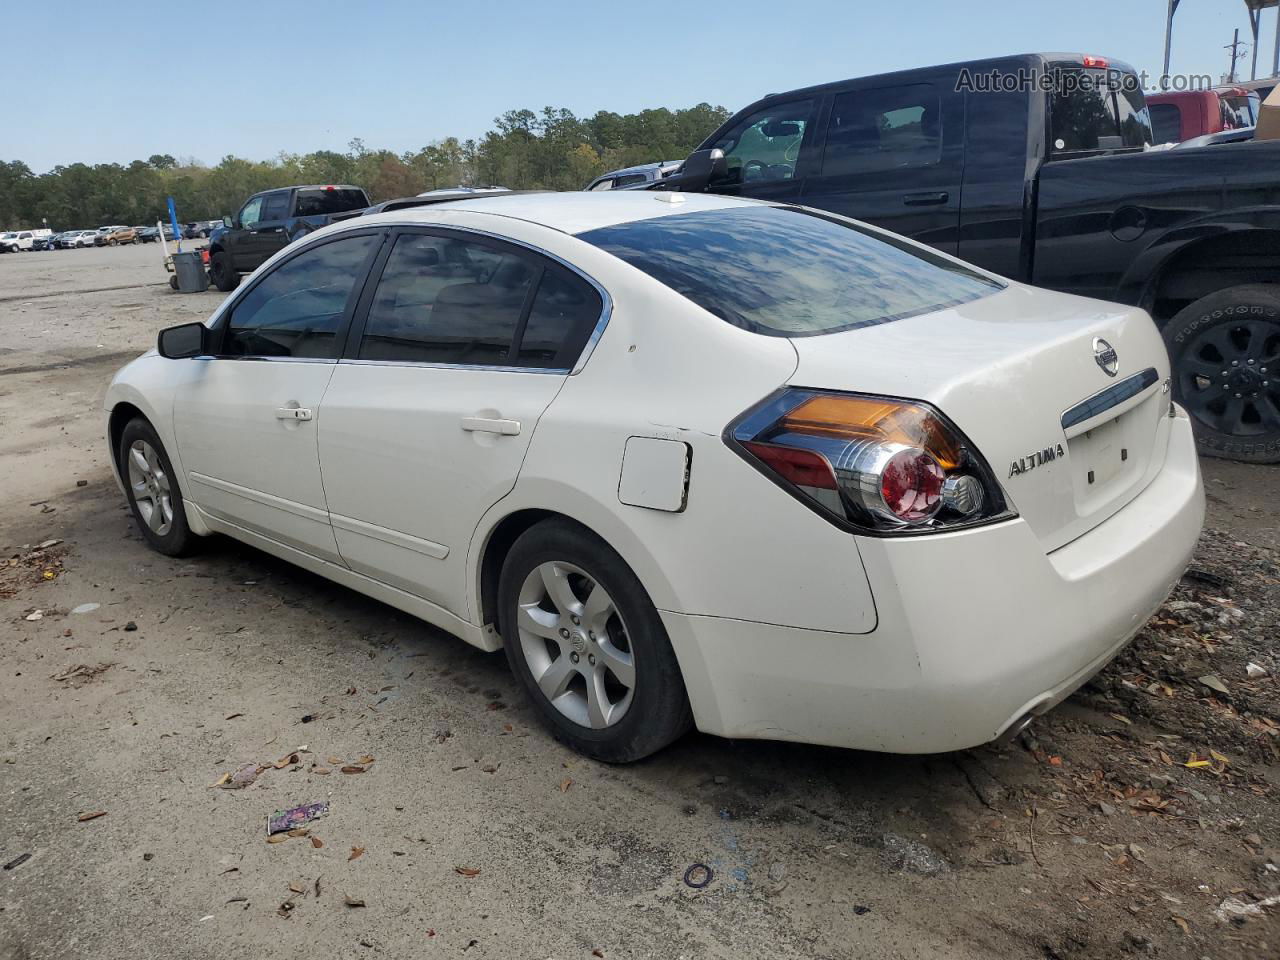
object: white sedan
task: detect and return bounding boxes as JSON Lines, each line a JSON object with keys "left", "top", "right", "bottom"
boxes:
{"left": 105, "top": 192, "right": 1204, "bottom": 761}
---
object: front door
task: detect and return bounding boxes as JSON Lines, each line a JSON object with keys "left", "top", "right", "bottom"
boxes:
{"left": 800, "top": 79, "right": 965, "bottom": 254}
{"left": 173, "top": 230, "right": 382, "bottom": 563}
{"left": 318, "top": 228, "right": 605, "bottom": 615}
{"left": 229, "top": 194, "right": 271, "bottom": 272}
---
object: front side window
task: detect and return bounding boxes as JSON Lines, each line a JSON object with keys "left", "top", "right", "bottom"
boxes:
{"left": 580, "top": 206, "right": 1002, "bottom": 337}
{"left": 238, "top": 196, "right": 264, "bottom": 229}
{"left": 823, "top": 85, "right": 941, "bottom": 176}
{"left": 589, "top": 178, "right": 614, "bottom": 191}
{"left": 711, "top": 100, "right": 813, "bottom": 185}
{"left": 222, "top": 233, "right": 377, "bottom": 359}
{"left": 358, "top": 234, "right": 537, "bottom": 365}
{"left": 260, "top": 191, "right": 291, "bottom": 221}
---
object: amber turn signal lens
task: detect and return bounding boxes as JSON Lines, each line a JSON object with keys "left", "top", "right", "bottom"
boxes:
{"left": 779, "top": 395, "right": 963, "bottom": 469}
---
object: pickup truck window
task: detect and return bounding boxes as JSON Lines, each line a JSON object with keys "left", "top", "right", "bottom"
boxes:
{"left": 1149, "top": 103, "right": 1181, "bottom": 143}
{"left": 224, "top": 234, "right": 377, "bottom": 359}
{"left": 1050, "top": 69, "right": 1152, "bottom": 155}
{"left": 823, "top": 84, "right": 941, "bottom": 176}
{"left": 260, "top": 191, "right": 291, "bottom": 221}
{"left": 295, "top": 188, "right": 368, "bottom": 217}
{"left": 711, "top": 100, "right": 813, "bottom": 186}
{"left": 581, "top": 205, "right": 1002, "bottom": 337}
{"left": 238, "top": 196, "right": 264, "bottom": 229}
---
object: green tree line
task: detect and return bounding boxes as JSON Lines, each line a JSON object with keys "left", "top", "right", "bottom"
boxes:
{"left": 0, "top": 103, "right": 729, "bottom": 230}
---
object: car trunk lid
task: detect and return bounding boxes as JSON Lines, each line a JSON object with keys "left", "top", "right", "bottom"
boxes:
{"left": 787, "top": 283, "right": 1173, "bottom": 552}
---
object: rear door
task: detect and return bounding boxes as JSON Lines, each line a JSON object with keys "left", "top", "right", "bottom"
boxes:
{"left": 173, "top": 230, "right": 383, "bottom": 562}
{"left": 801, "top": 78, "right": 964, "bottom": 253}
{"left": 317, "top": 227, "right": 604, "bottom": 614}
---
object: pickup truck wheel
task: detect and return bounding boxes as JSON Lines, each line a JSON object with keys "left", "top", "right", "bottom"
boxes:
{"left": 208, "top": 251, "right": 239, "bottom": 292}
{"left": 1163, "top": 284, "right": 1280, "bottom": 463}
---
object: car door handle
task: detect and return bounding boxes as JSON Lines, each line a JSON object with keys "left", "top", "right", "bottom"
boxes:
{"left": 275, "top": 406, "right": 313, "bottom": 421}
{"left": 903, "top": 191, "right": 949, "bottom": 206}
{"left": 461, "top": 417, "right": 521, "bottom": 436}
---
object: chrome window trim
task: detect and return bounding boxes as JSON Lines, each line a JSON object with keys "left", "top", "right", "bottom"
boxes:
{"left": 1060, "top": 367, "right": 1160, "bottom": 432}
{"left": 339, "top": 359, "right": 568, "bottom": 374}
{"left": 351, "top": 219, "right": 614, "bottom": 375}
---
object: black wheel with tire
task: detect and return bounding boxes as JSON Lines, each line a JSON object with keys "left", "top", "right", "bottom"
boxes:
{"left": 208, "top": 250, "right": 239, "bottom": 292}
{"left": 498, "top": 518, "right": 693, "bottom": 762}
{"left": 118, "top": 417, "right": 199, "bottom": 557}
{"left": 1162, "top": 284, "right": 1280, "bottom": 463}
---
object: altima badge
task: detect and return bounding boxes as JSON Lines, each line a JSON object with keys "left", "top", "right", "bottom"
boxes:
{"left": 1009, "top": 443, "right": 1066, "bottom": 478}
{"left": 1093, "top": 337, "right": 1119, "bottom": 377}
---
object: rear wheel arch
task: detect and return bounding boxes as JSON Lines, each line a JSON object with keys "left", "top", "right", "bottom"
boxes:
{"left": 1144, "top": 229, "right": 1280, "bottom": 325}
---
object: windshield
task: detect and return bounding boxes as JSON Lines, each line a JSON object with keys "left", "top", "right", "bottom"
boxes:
{"left": 579, "top": 206, "right": 1002, "bottom": 337}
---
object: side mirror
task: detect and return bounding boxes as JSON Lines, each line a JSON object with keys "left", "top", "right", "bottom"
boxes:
{"left": 663, "top": 148, "right": 728, "bottom": 192}
{"left": 222, "top": 215, "right": 234, "bottom": 229}
{"left": 157, "top": 322, "right": 208, "bottom": 359}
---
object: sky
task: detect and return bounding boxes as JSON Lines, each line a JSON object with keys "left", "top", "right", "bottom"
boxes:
{"left": 8, "top": 0, "right": 1276, "bottom": 173}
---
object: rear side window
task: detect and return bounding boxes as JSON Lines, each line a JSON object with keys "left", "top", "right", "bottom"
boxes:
{"left": 580, "top": 206, "right": 1001, "bottom": 337}
{"left": 223, "top": 234, "right": 377, "bottom": 358}
{"left": 823, "top": 85, "right": 941, "bottom": 176}
{"left": 1149, "top": 103, "right": 1181, "bottom": 143}
{"left": 295, "top": 188, "right": 369, "bottom": 216}
{"left": 516, "top": 267, "right": 602, "bottom": 368}
{"left": 358, "top": 234, "right": 536, "bottom": 366}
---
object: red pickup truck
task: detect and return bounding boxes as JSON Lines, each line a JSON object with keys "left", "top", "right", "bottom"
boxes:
{"left": 1147, "top": 87, "right": 1260, "bottom": 143}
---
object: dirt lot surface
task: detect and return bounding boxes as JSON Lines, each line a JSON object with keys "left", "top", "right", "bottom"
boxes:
{"left": 1, "top": 244, "right": 1277, "bottom": 960}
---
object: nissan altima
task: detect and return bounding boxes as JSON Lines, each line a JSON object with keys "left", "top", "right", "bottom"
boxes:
{"left": 104, "top": 192, "right": 1204, "bottom": 761}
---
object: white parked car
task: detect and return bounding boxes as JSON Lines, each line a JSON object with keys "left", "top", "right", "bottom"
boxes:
{"left": 70, "top": 230, "right": 99, "bottom": 248}
{"left": 0, "top": 230, "right": 35, "bottom": 252}
{"left": 104, "top": 193, "right": 1204, "bottom": 761}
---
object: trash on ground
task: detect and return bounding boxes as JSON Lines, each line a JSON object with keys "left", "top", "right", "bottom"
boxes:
{"left": 76, "top": 810, "right": 106, "bottom": 822}
{"left": 51, "top": 663, "right": 111, "bottom": 683}
{"left": 1246, "top": 661, "right": 1269, "bottom": 678}
{"left": 683, "top": 863, "right": 714, "bottom": 888}
{"left": 880, "top": 833, "right": 949, "bottom": 875}
{"left": 1198, "top": 674, "right": 1229, "bottom": 695}
{"left": 3, "top": 853, "right": 31, "bottom": 871}
{"left": 267, "top": 801, "right": 329, "bottom": 835}
{"left": 1214, "top": 894, "right": 1280, "bottom": 922}
{"left": 70, "top": 603, "right": 99, "bottom": 614}
{"left": 343, "top": 895, "right": 366, "bottom": 908}
{"left": 455, "top": 866, "right": 481, "bottom": 877}
{"left": 24, "top": 610, "right": 43, "bottom": 621}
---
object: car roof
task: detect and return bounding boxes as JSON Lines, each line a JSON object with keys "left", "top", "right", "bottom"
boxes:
{"left": 353, "top": 190, "right": 751, "bottom": 236}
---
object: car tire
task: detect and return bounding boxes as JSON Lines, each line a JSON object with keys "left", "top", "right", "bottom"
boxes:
{"left": 497, "top": 518, "right": 693, "bottom": 763}
{"left": 208, "top": 251, "right": 239, "bottom": 292}
{"left": 1162, "top": 284, "right": 1280, "bottom": 463}
{"left": 118, "top": 417, "right": 200, "bottom": 557}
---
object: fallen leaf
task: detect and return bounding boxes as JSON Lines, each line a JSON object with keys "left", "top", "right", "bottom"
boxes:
{"left": 273, "top": 752, "right": 299, "bottom": 770}
{"left": 1210, "top": 750, "right": 1230, "bottom": 764}
{"left": 560, "top": 778, "right": 573, "bottom": 792}
{"left": 266, "top": 834, "right": 289, "bottom": 844}
{"left": 77, "top": 811, "right": 106, "bottom": 822}
{"left": 593, "top": 951, "right": 604, "bottom": 959}
{"left": 1171, "top": 915, "right": 1190, "bottom": 935}
{"left": 455, "top": 866, "right": 481, "bottom": 877}
{"left": 287, "top": 828, "right": 309, "bottom": 838}
{"left": 340, "top": 765, "right": 365, "bottom": 774}
{"left": 225, "top": 713, "right": 243, "bottom": 720}
{"left": 357, "top": 755, "right": 375, "bottom": 765}
{"left": 288, "top": 882, "right": 304, "bottom": 894}
{"left": 344, "top": 896, "right": 365, "bottom": 908}
{"left": 349, "top": 846, "right": 365, "bottom": 861}
{"left": 310, "top": 837, "right": 324, "bottom": 849}
{"left": 312, "top": 767, "right": 331, "bottom": 775}
{"left": 210, "top": 772, "right": 232, "bottom": 788}
{"left": 327, "top": 756, "right": 343, "bottom": 765}
{"left": 1198, "top": 675, "right": 1229, "bottom": 695}
{"left": 1048, "top": 756, "right": 1062, "bottom": 766}
{"left": 426, "top": 929, "right": 436, "bottom": 938}
{"left": 315, "top": 876, "right": 322, "bottom": 896}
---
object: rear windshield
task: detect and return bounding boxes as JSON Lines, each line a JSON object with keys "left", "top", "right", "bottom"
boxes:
{"left": 294, "top": 188, "right": 369, "bottom": 217}
{"left": 1050, "top": 67, "right": 1153, "bottom": 155}
{"left": 578, "top": 205, "right": 1002, "bottom": 336}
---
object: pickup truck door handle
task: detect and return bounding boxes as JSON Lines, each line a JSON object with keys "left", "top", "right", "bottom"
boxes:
{"left": 461, "top": 417, "right": 521, "bottom": 436}
{"left": 903, "top": 191, "right": 949, "bottom": 206}
{"left": 275, "top": 406, "right": 313, "bottom": 421}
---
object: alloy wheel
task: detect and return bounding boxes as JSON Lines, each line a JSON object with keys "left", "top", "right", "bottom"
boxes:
{"left": 515, "top": 561, "right": 636, "bottom": 729}
{"left": 126, "top": 439, "right": 174, "bottom": 536}
{"left": 1178, "top": 318, "right": 1280, "bottom": 437}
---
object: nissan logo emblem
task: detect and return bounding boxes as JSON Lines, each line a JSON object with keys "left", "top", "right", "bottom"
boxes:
{"left": 1093, "top": 338, "right": 1119, "bottom": 377}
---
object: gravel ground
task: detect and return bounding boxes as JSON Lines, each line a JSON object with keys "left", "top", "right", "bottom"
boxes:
{"left": 0, "top": 244, "right": 1277, "bottom": 959}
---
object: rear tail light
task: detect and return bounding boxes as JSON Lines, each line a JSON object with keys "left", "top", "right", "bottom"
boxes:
{"left": 1081, "top": 55, "right": 1109, "bottom": 69}
{"left": 728, "top": 389, "right": 1012, "bottom": 535}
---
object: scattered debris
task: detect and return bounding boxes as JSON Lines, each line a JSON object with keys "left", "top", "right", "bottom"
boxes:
{"left": 1198, "top": 674, "right": 1229, "bottom": 695}
{"left": 70, "top": 603, "right": 100, "bottom": 615}
{"left": 340, "top": 765, "right": 366, "bottom": 774}
{"left": 267, "top": 801, "right": 330, "bottom": 836}
{"left": 76, "top": 811, "right": 106, "bottom": 822}
{"left": 683, "top": 863, "right": 714, "bottom": 889}
{"left": 1214, "top": 894, "right": 1280, "bottom": 923}
{"left": 349, "top": 846, "right": 365, "bottom": 861}
{"left": 123, "top": 621, "right": 138, "bottom": 632}
{"left": 880, "top": 833, "right": 949, "bottom": 875}
{"left": 24, "top": 610, "right": 43, "bottom": 621}
{"left": 3, "top": 853, "right": 31, "bottom": 871}
{"left": 454, "top": 866, "right": 481, "bottom": 877}
{"left": 50, "top": 663, "right": 111, "bottom": 684}
{"left": 1246, "top": 661, "right": 1268, "bottom": 678}
{"left": 344, "top": 896, "right": 366, "bottom": 908}
{"left": 559, "top": 778, "right": 573, "bottom": 793}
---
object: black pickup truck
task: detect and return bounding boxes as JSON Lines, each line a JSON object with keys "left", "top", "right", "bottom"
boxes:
{"left": 207, "top": 184, "right": 370, "bottom": 292}
{"left": 660, "top": 53, "right": 1280, "bottom": 463}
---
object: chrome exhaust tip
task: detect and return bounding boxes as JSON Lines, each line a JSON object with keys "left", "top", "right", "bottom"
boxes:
{"left": 997, "top": 711, "right": 1036, "bottom": 745}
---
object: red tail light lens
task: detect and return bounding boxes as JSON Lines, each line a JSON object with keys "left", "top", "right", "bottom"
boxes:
{"left": 728, "top": 390, "right": 1011, "bottom": 535}
{"left": 1081, "top": 55, "right": 1109, "bottom": 69}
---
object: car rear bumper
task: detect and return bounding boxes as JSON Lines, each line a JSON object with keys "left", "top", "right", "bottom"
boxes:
{"left": 663, "top": 410, "right": 1204, "bottom": 753}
